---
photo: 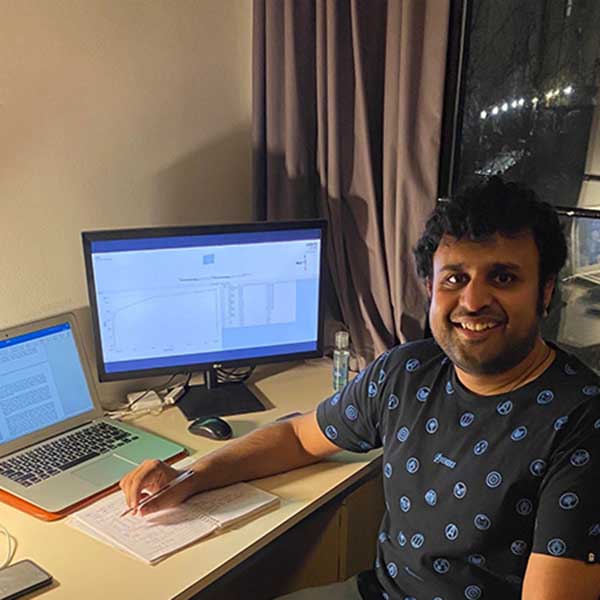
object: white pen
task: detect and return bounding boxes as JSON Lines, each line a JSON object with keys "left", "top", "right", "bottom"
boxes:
{"left": 120, "top": 469, "right": 195, "bottom": 517}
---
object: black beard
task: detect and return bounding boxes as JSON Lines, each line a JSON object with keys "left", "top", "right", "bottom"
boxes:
{"left": 434, "top": 321, "right": 540, "bottom": 376}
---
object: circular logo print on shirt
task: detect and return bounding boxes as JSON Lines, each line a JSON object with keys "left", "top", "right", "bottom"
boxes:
{"left": 511, "top": 426, "right": 528, "bottom": 441}
{"left": 378, "top": 369, "right": 386, "bottom": 384}
{"left": 516, "top": 498, "right": 533, "bottom": 516}
{"left": 445, "top": 523, "right": 459, "bottom": 541}
{"left": 344, "top": 404, "right": 358, "bottom": 421}
{"left": 536, "top": 390, "right": 554, "bottom": 405}
{"left": 379, "top": 531, "right": 388, "bottom": 543}
{"left": 589, "top": 524, "right": 600, "bottom": 537}
{"left": 529, "top": 459, "right": 547, "bottom": 477}
{"left": 485, "top": 471, "right": 503, "bottom": 488}
{"left": 397, "top": 531, "right": 407, "bottom": 546}
{"left": 325, "top": 425, "right": 338, "bottom": 440}
{"left": 397, "top": 426, "right": 410, "bottom": 442}
{"left": 368, "top": 382, "right": 378, "bottom": 397}
{"left": 330, "top": 393, "right": 341, "bottom": 406}
{"left": 426, "top": 418, "right": 439, "bottom": 434}
{"left": 358, "top": 440, "right": 372, "bottom": 451}
{"left": 559, "top": 492, "right": 579, "bottom": 510}
{"left": 386, "top": 562, "right": 398, "bottom": 578}
{"left": 564, "top": 363, "right": 577, "bottom": 375}
{"left": 416, "top": 386, "right": 430, "bottom": 402}
{"left": 594, "top": 419, "right": 600, "bottom": 430}
{"left": 410, "top": 533, "right": 425, "bottom": 549}
{"left": 424, "top": 489, "right": 437, "bottom": 506}
{"left": 384, "top": 462, "right": 393, "bottom": 478}
{"left": 388, "top": 394, "right": 400, "bottom": 410}
{"left": 433, "top": 558, "right": 450, "bottom": 574}
{"left": 547, "top": 538, "right": 566, "bottom": 556}
{"left": 582, "top": 385, "right": 600, "bottom": 396}
{"left": 510, "top": 540, "right": 528, "bottom": 556}
{"left": 496, "top": 399, "right": 513, "bottom": 416}
{"left": 460, "top": 412, "right": 475, "bottom": 427}
{"left": 570, "top": 449, "right": 591, "bottom": 467}
{"left": 554, "top": 416, "right": 569, "bottom": 431}
{"left": 474, "top": 514, "right": 491, "bottom": 530}
{"left": 406, "top": 457, "right": 420, "bottom": 474}
{"left": 399, "top": 496, "right": 411, "bottom": 512}
{"left": 467, "top": 554, "right": 486, "bottom": 566}
{"left": 473, "top": 440, "right": 488, "bottom": 456}
{"left": 464, "top": 585, "right": 482, "bottom": 599}
{"left": 405, "top": 358, "right": 420, "bottom": 372}
{"left": 446, "top": 380, "right": 455, "bottom": 395}
{"left": 453, "top": 481, "right": 468, "bottom": 499}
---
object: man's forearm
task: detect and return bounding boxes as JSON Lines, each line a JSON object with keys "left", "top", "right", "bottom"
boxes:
{"left": 187, "top": 419, "right": 327, "bottom": 495}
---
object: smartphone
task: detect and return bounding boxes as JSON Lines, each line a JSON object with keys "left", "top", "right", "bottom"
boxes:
{"left": 0, "top": 560, "right": 52, "bottom": 600}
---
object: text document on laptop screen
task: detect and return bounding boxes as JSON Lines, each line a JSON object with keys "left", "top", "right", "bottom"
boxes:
{"left": 89, "top": 229, "right": 322, "bottom": 374}
{"left": 0, "top": 324, "right": 94, "bottom": 444}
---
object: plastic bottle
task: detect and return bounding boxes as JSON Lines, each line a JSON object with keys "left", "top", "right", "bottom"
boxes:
{"left": 333, "top": 330, "right": 350, "bottom": 391}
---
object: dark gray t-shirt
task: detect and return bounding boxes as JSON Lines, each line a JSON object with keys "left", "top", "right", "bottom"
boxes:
{"left": 317, "top": 339, "right": 600, "bottom": 600}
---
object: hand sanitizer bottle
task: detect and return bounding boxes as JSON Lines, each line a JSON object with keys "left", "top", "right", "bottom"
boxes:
{"left": 333, "top": 331, "right": 350, "bottom": 391}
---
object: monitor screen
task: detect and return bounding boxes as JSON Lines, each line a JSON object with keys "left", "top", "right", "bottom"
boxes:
{"left": 82, "top": 221, "right": 326, "bottom": 382}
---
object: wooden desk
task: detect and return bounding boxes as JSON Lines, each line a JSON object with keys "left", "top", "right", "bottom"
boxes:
{"left": 2, "top": 359, "right": 382, "bottom": 599}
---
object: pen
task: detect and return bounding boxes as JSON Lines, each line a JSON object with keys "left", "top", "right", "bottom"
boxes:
{"left": 120, "top": 469, "right": 195, "bottom": 517}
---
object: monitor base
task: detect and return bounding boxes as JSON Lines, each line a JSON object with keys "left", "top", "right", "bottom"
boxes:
{"left": 176, "top": 382, "right": 266, "bottom": 421}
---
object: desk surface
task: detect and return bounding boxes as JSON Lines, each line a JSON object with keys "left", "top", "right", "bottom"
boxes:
{"left": 3, "top": 359, "right": 381, "bottom": 599}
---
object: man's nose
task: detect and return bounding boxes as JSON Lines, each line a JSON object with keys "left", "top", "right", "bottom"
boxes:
{"left": 460, "top": 279, "right": 493, "bottom": 313}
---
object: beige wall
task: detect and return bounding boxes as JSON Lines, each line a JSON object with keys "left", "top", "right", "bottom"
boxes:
{"left": 0, "top": 0, "right": 253, "bottom": 331}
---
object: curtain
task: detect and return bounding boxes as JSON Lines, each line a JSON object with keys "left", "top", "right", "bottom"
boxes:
{"left": 253, "top": 0, "right": 449, "bottom": 366}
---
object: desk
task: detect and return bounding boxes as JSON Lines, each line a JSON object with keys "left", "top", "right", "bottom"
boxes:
{"left": 2, "top": 359, "right": 383, "bottom": 599}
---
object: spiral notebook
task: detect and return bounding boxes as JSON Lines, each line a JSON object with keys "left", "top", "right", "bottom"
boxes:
{"left": 66, "top": 482, "right": 280, "bottom": 564}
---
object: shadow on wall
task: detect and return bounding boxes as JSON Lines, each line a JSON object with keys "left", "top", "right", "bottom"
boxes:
{"left": 153, "top": 126, "right": 252, "bottom": 225}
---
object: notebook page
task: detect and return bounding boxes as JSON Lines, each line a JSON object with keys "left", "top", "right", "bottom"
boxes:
{"left": 67, "top": 491, "right": 217, "bottom": 564}
{"left": 67, "top": 483, "right": 280, "bottom": 564}
{"left": 194, "top": 483, "right": 280, "bottom": 528}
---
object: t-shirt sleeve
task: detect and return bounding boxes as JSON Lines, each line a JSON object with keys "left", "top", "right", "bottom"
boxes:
{"left": 316, "top": 352, "right": 390, "bottom": 453}
{"left": 532, "top": 406, "right": 600, "bottom": 563}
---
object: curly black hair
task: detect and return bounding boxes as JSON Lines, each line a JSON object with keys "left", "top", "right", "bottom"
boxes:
{"left": 413, "top": 177, "right": 567, "bottom": 305}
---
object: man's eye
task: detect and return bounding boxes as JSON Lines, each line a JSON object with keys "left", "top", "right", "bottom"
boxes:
{"left": 445, "top": 274, "right": 465, "bottom": 285}
{"left": 493, "top": 272, "right": 515, "bottom": 285}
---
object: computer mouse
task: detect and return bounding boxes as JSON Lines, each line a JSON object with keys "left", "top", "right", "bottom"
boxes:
{"left": 188, "top": 416, "right": 232, "bottom": 440}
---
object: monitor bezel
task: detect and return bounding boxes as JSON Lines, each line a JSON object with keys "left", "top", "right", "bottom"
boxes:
{"left": 82, "top": 219, "right": 327, "bottom": 382}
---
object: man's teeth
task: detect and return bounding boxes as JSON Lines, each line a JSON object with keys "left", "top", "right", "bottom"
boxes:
{"left": 460, "top": 322, "right": 498, "bottom": 331}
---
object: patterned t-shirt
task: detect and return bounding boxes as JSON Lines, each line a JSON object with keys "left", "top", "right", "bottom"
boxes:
{"left": 317, "top": 339, "right": 600, "bottom": 600}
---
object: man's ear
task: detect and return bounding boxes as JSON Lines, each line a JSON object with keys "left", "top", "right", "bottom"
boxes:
{"left": 543, "top": 275, "right": 556, "bottom": 313}
{"left": 425, "top": 278, "right": 432, "bottom": 298}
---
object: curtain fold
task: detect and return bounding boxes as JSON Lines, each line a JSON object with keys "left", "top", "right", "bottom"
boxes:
{"left": 253, "top": 0, "right": 450, "bottom": 365}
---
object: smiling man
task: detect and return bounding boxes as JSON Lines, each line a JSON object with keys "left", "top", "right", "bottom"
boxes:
{"left": 121, "top": 178, "right": 600, "bottom": 599}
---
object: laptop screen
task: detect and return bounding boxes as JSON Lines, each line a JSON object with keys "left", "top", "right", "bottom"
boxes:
{"left": 0, "top": 322, "right": 95, "bottom": 444}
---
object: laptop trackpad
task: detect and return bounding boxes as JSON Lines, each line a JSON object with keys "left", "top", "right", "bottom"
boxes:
{"left": 72, "top": 456, "right": 136, "bottom": 486}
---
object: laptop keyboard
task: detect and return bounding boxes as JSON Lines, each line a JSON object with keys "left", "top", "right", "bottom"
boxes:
{"left": 0, "top": 421, "right": 138, "bottom": 488}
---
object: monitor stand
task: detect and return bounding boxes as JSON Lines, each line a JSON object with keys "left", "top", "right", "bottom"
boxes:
{"left": 176, "top": 367, "right": 266, "bottom": 421}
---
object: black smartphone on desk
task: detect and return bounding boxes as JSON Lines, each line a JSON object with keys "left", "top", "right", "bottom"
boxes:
{"left": 0, "top": 560, "right": 52, "bottom": 600}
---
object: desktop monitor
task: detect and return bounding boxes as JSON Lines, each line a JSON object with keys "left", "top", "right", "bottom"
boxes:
{"left": 82, "top": 220, "right": 327, "bottom": 418}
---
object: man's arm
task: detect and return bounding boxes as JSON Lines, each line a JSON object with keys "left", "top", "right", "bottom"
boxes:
{"left": 523, "top": 553, "right": 600, "bottom": 600}
{"left": 120, "top": 411, "right": 340, "bottom": 514}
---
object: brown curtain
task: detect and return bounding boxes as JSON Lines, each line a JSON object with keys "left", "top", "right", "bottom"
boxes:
{"left": 253, "top": 0, "right": 449, "bottom": 366}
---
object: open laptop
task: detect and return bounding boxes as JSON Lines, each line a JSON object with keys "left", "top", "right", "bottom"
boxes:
{"left": 0, "top": 313, "right": 185, "bottom": 514}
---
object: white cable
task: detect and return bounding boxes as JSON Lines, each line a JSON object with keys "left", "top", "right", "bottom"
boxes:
{"left": 0, "top": 523, "right": 16, "bottom": 569}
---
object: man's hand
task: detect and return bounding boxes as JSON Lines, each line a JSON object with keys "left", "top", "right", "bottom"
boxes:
{"left": 523, "top": 553, "right": 600, "bottom": 600}
{"left": 119, "top": 459, "right": 195, "bottom": 516}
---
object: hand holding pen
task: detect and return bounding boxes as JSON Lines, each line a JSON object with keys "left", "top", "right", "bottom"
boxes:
{"left": 119, "top": 461, "right": 196, "bottom": 516}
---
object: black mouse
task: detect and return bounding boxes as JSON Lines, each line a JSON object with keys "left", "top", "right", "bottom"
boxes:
{"left": 188, "top": 416, "right": 232, "bottom": 440}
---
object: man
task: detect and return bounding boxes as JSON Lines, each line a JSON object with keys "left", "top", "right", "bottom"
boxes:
{"left": 120, "top": 178, "right": 600, "bottom": 599}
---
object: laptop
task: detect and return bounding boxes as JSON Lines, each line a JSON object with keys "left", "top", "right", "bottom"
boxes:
{"left": 0, "top": 313, "right": 185, "bottom": 514}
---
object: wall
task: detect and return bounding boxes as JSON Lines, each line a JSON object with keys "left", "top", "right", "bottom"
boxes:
{"left": 0, "top": 1, "right": 253, "bottom": 403}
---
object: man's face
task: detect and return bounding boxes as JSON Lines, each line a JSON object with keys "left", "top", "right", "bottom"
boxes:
{"left": 427, "top": 232, "right": 554, "bottom": 376}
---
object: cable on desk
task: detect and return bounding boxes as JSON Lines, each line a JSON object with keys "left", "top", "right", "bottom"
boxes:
{"left": 214, "top": 366, "right": 254, "bottom": 384}
{"left": 0, "top": 523, "right": 16, "bottom": 569}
